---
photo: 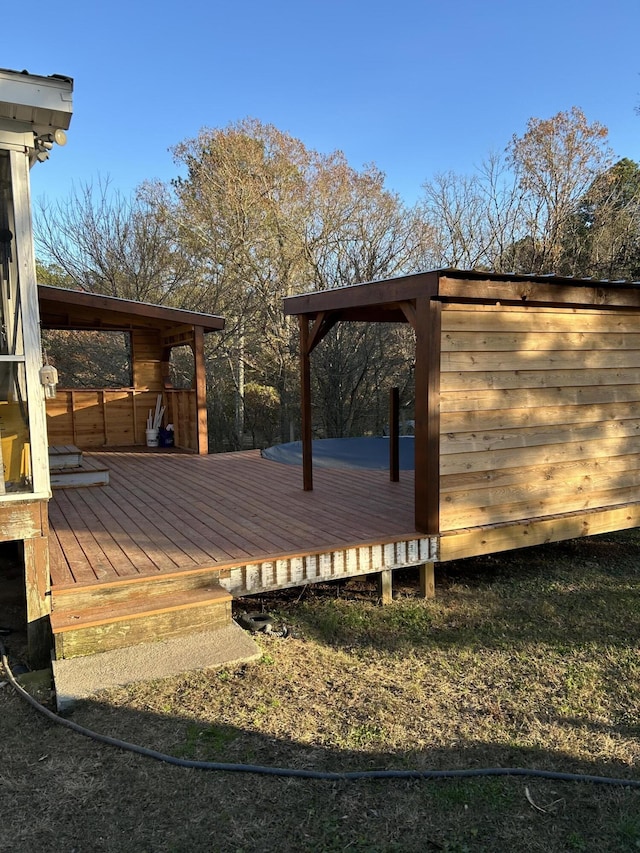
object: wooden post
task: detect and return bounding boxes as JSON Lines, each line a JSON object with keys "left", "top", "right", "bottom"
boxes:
{"left": 70, "top": 390, "right": 77, "bottom": 446}
{"left": 192, "top": 326, "right": 208, "bottom": 455}
{"left": 101, "top": 390, "right": 108, "bottom": 446}
{"left": 418, "top": 562, "right": 435, "bottom": 599}
{"left": 299, "top": 315, "right": 313, "bottom": 491}
{"left": 24, "top": 536, "right": 51, "bottom": 668}
{"left": 161, "top": 346, "right": 172, "bottom": 389}
{"left": 389, "top": 386, "right": 399, "bottom": 482}
{"left": 414, "top": 298, "right": 441, "bottom": 534}
{"left": 131, "top": 390, "right": 139, "bottom": 445}
{"left": 378, "top": 569, "right": 393, "bottom": 604}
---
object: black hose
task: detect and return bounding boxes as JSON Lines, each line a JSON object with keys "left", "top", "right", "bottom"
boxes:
{"left": 2, "top": 641, "right": 639, "bottom": 786}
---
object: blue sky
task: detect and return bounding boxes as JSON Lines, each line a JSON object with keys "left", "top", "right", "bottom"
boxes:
{"left": 4, "top": 0, "right": 639, "bottom": 210}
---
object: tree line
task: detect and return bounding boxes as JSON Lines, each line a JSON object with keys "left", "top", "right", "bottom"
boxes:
{"left": 35, "top": 108, "right": 640, "bottom": 451}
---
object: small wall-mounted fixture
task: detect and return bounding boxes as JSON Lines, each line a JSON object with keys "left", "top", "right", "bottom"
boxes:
{"left": 34, "top": 129, "right": 68, "bottom": 162}
{"left": 39, "top": 361, "right": 58, "bottom": 398}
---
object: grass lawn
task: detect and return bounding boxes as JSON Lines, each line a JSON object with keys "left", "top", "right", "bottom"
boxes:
{"left": 1, "top": 531, "right": 639, "bottom": 852}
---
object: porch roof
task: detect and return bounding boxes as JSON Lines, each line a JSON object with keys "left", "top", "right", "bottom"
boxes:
{"left": 38, "top": 285, "right": 225, "bottom": 334}
{"left": 283, "top": 268, "right": 640, "bottom": 322}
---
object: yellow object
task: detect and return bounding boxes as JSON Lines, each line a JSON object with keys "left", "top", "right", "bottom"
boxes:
{"left": 0, "top": 401, "right": 31, "bottom": 485}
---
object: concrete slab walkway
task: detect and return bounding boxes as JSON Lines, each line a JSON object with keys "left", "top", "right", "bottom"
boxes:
{"left": 52, "top": 622, "right": 261, "bottom": 711}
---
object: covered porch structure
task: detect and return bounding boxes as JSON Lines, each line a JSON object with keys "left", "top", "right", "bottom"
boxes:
{"left": 284, "top": 269, "right": 640, "bottom": 563}
{"left": 39, "top": 286, "right": 224, "bottom": 453}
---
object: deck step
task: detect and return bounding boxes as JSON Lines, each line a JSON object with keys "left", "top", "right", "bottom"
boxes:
{"left": 49, "top": 445, "right": 83, "bottom": 470}
{"left": 51, "top": 584, "right": 233, "bottom": 659}
{"left": 49, "top": 444, "right": 110, "bottom": 488}
{"left": 50, "top": 459, "right": 110, "bottom": 489}
{"left": 52, "top": 565, "right": 226, "bottom": 612}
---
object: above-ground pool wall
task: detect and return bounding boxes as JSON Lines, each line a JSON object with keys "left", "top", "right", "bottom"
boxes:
{"left": 438, "top": 301, "right": 640, "bottom": 554}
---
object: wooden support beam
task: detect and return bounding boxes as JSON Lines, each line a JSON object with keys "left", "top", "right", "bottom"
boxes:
{"left": 307, "top": 311, "right": 327, "bottom": 353}
{"left": 192, "top": 326, "right": 208, "bottom": 455}
{"left": 161, "top": 346, "right": 172, "bottom": 389}
{"left": 414, "top": 298, "right": 442, "bottom": 534}
{"left": 418, "top": 562, "right": 435, "bottom": 599}
{"left": 299, "top": 315, "right": 313, "bottom": 491}
{"left": 308, "top": 311, "right": 339, "bottom": 354}
{"left": 378, "top": 569, "right": 393, "bottom": 604}
{"left": 398, "top": 300, "right": 418, "bottom": 330}
{"left": 389, "top": 386, "right": 399, "bottom": 482}
{"left": 161, "top": 325, "right": 195, "bottom": 348}
{"left": 101, "top": 390, "right": 108, "bottom": 445}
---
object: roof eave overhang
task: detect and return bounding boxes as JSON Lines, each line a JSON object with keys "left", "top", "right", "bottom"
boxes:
{"left": 38, "top": 285, "right": 225, "bottom": 333}
{"left": 284, "top": 268, "right": 640, "bottom": 319}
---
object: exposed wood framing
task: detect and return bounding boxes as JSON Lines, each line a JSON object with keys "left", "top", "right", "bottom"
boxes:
{"left": 284, "top": 270, "right": 640, "bottom": 553}
{"left": 398, "top": 300, "right": 418, "bottom": 330}
{"left": 161, "top": 326, "right": 196, "bottom": 348}
{"left": 0, "top": 501, "right": 49, "bottom": 666}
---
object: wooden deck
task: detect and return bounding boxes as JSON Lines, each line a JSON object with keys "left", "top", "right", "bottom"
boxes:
{"left": 48, "top": 450, "right": 435, "bottom": 599}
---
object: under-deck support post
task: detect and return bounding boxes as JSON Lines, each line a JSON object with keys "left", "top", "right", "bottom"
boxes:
{"left": 24, "top": 536, "right": 51, "bottom": 668}
{"left": 418, "top": 562, "right": 435, "bottom": 599}
{"left": 378, "top": 568, "right": 393, "bottom": 604}
{"left": 299, "top": 315, "right": 313, "bottom": 491}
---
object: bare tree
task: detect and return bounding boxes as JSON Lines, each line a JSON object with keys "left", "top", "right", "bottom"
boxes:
{"left": 507, "top": 107, "right": 614, "bottom": 273}
{"left": 172, "top": 119, "right": 423, "bottom": 444}
{"left": 420, "top": 151, "right": 524, "bottom": 271}
{"left": 35, "top": 178, "right": 197, "bottom": 305}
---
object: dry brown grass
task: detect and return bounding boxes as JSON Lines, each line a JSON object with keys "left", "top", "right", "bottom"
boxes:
{"left": 1, "top": 531, "right": 640, "bottom": 852}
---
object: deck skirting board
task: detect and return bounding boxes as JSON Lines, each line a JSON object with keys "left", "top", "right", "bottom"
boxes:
{"left": 218, "top": 536, "right": 438, "bottom": 597}
{"left": 438, "top": 501, "right": 640, "bottom": 562}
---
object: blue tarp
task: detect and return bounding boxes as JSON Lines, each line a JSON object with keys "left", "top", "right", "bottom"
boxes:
{"left": 261, "top": 437, "right": 415, "bottom": 470}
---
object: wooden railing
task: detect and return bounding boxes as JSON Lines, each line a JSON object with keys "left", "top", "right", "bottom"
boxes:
{"left": 46, "top": 388, "right": 197, "bottom": 451}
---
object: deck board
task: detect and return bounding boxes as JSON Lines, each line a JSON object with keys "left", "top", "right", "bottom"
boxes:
{"left": 48, "top": 450, "right": 417, "bottom": 589}
{"left": 107, "top": 456, "right": 288, "bottom": 556}
{"left": 96, "top": 464, "right": 237, "bottom": 565}
{"left": 126, "top": 473, "right": 276, "bottom": 558}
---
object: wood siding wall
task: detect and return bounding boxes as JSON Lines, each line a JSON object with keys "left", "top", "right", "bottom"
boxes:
{"left": 439, "top": 303, "right": 640, "bottom": 532}
{"left": 131, "top": 329, "right": 163, "bottom": 390}
{"left": 46, "top": 389, "right": 197, "bottom": 450}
